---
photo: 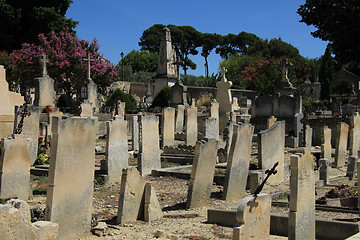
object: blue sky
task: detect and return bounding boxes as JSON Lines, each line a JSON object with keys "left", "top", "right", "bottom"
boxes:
{"left": 66, "top": 0, "right": 328, "bottom": 76}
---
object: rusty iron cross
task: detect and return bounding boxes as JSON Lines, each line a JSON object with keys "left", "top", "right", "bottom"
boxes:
{"left": 253, "top": 161, "right": 279, "bottom": 196}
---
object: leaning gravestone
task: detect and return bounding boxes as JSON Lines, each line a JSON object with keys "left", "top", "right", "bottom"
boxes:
{"left": 258, "top": 121, "right": 285, "bottom": 184}
{"left": 349, "top": 112, "right": 360, "bottom": 157}
{"left": 185, "top": 105, "right": 197, "bottom": 146}
{"left": 105, "top": 116, "right": 128, "bottom": 183}
{"left": 288, "top": 149, "right": 315, "bottom": 240}
{"left": 138, "top": 114, "right": 161, "bottom": 176}
{"left": 186, "top": 139, "right": 218, "bottom": 209}
{"left": 223, "top": 123, "right": 254, "bottom": 201}
{"left": 175, "top": 105, "right": 185, "bottom": 134}
{"left": 210, "top": 100, "right": 219, "bottom": 140}
{"left": 46, "top": 116, "right": 97, "bottom": 240}
{"left": 132, "top": 115, "right": 139, "bottom": 152}
{"left": 232, "top": 194, "right": 271, "bottom": 240}
{"left": 162, "top": 107, "right": 175, "bottom": 147}
{"left": 334, "top": 122, "right": 349, "bottom": 167}
{"left": 0, "top": 135, "right": 31, "bottom": 200}
{"left": 144, "top": 183, "right": 163, "bottom": 222}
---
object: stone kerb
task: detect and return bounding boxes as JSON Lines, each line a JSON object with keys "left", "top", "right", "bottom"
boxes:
{"left": 186, "top": 139, "right": 218, "bottom": 209}
{"left": 162, "top": 107, "right": 175, "bottom": 147}
{"left": 185, "top": 106, "right": 198, "bottom": 146}
{"left": 321, "top": 126, "right": 332, "bottom": 160}
{"left": 138, "top": 114, "right": 161, "bottom": 176}
{"left": 46, "top": 116, "right": 97, "bottom": 240}
{"left": 334, "top": 122, "right": 349, "bottom": 167}
{"left": 232, "top": 194, "right": 271, "bottom": 240}
{"left": 258, "top": 121, "right": 285, "bottom": 184}
{"left": 175, "top": 105, "right": 185, "bottom": 134}
{"left": 105, "top": 116, "right": 128, "bottom": 183}
{"left": 288, "top": 149, "right": 315, "bottom": 240}
{"left": 349, "top": 112, "right": 360, "bottom": 157}
{"left": 0, "top": 135, "right": 31, "bottom": 200}
{"left": 223, "top": 123, "right": 254, "bottom": 201}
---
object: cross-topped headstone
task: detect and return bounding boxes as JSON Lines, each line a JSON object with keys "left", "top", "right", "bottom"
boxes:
{"left": 220, "top": 67, "right": 228, "bottom": 82}
{"left": 40, "top": 54, "right": 49, "bottom": 77}
{"left": 172, "top": 57, "right": 184, "bottom": 81}
{"left": 280, "top": 59, "right": 292, "bottom": 82}
{"left": 83, "top": 51, "right": 95, "bottom": 80}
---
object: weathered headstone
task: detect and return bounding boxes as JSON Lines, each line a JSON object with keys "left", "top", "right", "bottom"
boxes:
{"left": 116, "top": 100, "right": 125, "bottom": 119}
{"left": 204, "top": 117, "right": 218, "bottom": 140}
{"left": 305, "top": 125, "right": 313, "bottom": 149}
{"left": 258, "top": 121, "right": 285, "bottom": 183}
{"left": 319, "top": 158, "right": 329, "bottom": 185}
{"left": 334, "top": 122, "right": 349, "bottom": 167}
{"left": 175, "top": 105, "right": 185, "bottom": 134}
{"left": 34, "top": 55, "right": 55, "bottom": 109}
{"left": 105, "top": 116, "right": 128, "bottom": 183}
{"left": 144, "top": 183, "right": 163, "bottom": 222}
{"left": 186, "top": 139, "right": 218, "bottom": 209}
{"left": 216, "top": 67, "right": 232, "bottom": 116}
{"left": 232, "top": 194, "right": 271, "bottom": 240}
{"left": 210, "top": 100, "right": 219, "bottom": 139}
{"left": 223, "top": 123, "right": 254, "bottom": 201}
{"left": 117, "top": 167, "right": 146, "bottom": 224}
{"left": 132, "top": 115, "right": 139, "bottom": 152}
{"left": 185, "top": 106, "right": 197, "bottom": 146}
{"left": 138, "top": 114, "right": 161, "bottom": 176}
{"left": 346, "top": 155, "right": 357, "bottom": 180}
{"left": 46, "top": 116, "right": 97, "bottom": 240}
{"left": 0, "top": 135, "right": 31, "bottom": 200}
{"left": 288, "top": 149, "right": 315, "bottom": 240}
{"left": 80, "top": 100, "right": 93, "bottom": 117}
{"left": 161, "top": 107, "right": 175, "bottom": 147}
{"left": 267, "top": 116, "right": 277, "bottom": 128}
{"left": 321, "top": 126, "right": 332, "bottom": 160}
{"left": 349, "top": 112, "right": 360, "bottom": 157}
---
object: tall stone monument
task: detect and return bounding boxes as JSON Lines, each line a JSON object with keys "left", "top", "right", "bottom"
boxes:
{"left": 216, "top": 67, "right": 233, "bottom": 132}
{"left": 153, "top": 27, "right": 178, "bottom": 96}
{"left": 274, "top": 59, "right": 296, "bottom": 96}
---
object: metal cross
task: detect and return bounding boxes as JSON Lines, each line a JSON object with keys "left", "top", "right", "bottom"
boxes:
{"left": 40, "top": 54, "right": 49, "bottom": 77}
{"left": 83, "top": 51, "right": 95, "bottom": 80}
{"left": 253, "top": 162, "right": 279, "bottom": 196}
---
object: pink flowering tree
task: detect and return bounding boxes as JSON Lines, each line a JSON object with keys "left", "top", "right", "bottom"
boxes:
{"left": 10, "top": 28, "right": 119, "bottom": 99}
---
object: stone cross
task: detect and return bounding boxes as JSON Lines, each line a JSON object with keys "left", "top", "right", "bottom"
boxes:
{"left": 220, "top": 67, "right": 228, "bottom": 82}
{"left": 280, "top": 59, "right": 292, "bottom": 82}
{"left": 173, "top": 57, "right": 184, "bottom": 81}
{"left": 83, "top": 51, "right": 95, "bottom": 80}
{"left": 40, "top": 54, "right": 49, "bottom": 77}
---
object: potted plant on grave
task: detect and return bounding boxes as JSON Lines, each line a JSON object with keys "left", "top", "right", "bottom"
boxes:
{"left": 338, "top": 185, "right": 358, "bottom": 208}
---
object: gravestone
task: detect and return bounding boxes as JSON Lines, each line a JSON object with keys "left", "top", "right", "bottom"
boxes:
{"left": 232, "top": 194, "right": 271, "bottom": 240}
{"left": 185, "top": 106, "right": 197, "bottom": 146}
{"left": 138, "top": 114, "right": 161, "bottom": 176}
{"left": 116, "top": 100, "right": 125, "bottom": 119}
{"left": 210, "top": 100, "right": 219, "bottom": 140}
{"left": 46, "top": 116, "right": 97, "bottom": 240}
{"left": 321, "top": 126, "right": 332, "bottom": 160}
{"left": 216, "top": 67, "right": 232, "bottom": 115}
{"left": 80, "top": 100, "right": 93, "bottom": 117}
{"left": 305, "top": 125, "right": 313, "bottom": 148}
{"left": 267, "top": 116, "right": 277, "bottom": 128}
{"left": 83, "top": 52, "right": 99, "bottom": 108}
{"left": 204, "top": 117, "right": 218, "bottom": 140}
{"left": 117, "top": 167, "right": 146, "bottom": 224}
{"left": 288, "top": 149, "right": 315, "bottom": 240}
{"left": 319, "top": 158, "right": 329, "bottom": 185}
{"left": 175, "top": 105, "right": 185, "bottom": 134}
{"left": 0, "top": 65, "right": 24, "bottom": 138}
{"left": 132, "top": 115, "right": 139, "bottom": 152}
{"left": 349, "top": 112, "right": 360, "bottom": 157}
{"left": 162, "top": 107, "right": 175, "bottom": 147}
{"left": 105, "top": 116, "right": 128, "bottom": 183}
{"left": 144, "top": 183, "right": 163, "bottom": 222}
{"left": 14, "top": 105, "right": 40, "bottom": 165}
{"left": 346, "top": 155, "right": 357, "bottom": 180}
{"left": 0, "top": 135, "right": 31, "bottom": 200}
{"left": 223, "top": 123, "right": 254, "bottom": 201}
{"left": 334, "top": 122, "right": 349, "bottom": 167}
{"left": 34, "top": 55, "right": 56, "bottom": 108}
{"left": 186, "top": 139, "right": 218, "bottom": 209}
{"left": 258, "top": 121, "right": 285, "bottom": 184}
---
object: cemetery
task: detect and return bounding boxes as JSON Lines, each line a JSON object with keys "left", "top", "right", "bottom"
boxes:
{"left": 1, "top": 3, "right": 360, "bottom": 239}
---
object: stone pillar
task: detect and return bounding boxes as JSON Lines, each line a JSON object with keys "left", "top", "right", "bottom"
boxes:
{"left": 186, "top": 139, "right": 218, "bottom": 209}
{"left": 161, "top": 107, "right": 175, "bottom": 147}
{"left": 138, "top": 114, "right": 161, "bottom": 176}
{"left": 87, "top": 79, "right": 98, "bottom": 108}
{"left": 0, "top": 135, "right": 31, "bottom": 200}
{"left": 223, "top": 123, "right": 254, "bottom": 201}
{"left": 210, "top": 100, "right": 219, "bottom": 139}
{"left": 288, "top": 149, "right": 315, "bottom": 240}
{"left": 46, "top": 116, "right": 97, "bottom": 240}
{"left": 305, "top": 125, "right": 313, "bottom": 149}
{"left": 132, "top": 115, "right": 139, "bottom": 152}
{"left": 105, "top": 116, "right": 128, "bottom": 183}
{"left": 175, "top": 105, "right": 185, "bottom": 134}
{"left": 334, "top": 122, "right": 349, "bottom": 167}
{"left": 185, "top": 106, "right": 197, "bottom": 146}
{"left": 319, "top": 158, "right": 329, "bottom": 185}
{"left": 233, "top": 194, "right": 271, "bottom": 240}
{"left": 349, "top": 112, "right": 360, "bottom": 157}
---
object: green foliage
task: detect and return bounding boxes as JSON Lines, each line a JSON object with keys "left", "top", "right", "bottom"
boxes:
{"left": 34, "top": 145, "right": 49, "bottom": 165}
{"left": 298, "top": 0, "right": 360, "bottom": 73}
{"left": 276, "top": 192, "right": 289, "bottom": 201}
{"left": 119, "top": 50, "right": 158, "bottom": 73}
{"left": 0, "top": 0, "right": 78, "bottom": 52}
{"left": 57, "top": 94, "right": 76, "bottom": 109}
{"left": 93, "top": 177, "right": 104, "bottom": 188}
{"left": 151, "top": 85, "right": 171, "bottom": 108}
{"left": 319, "top": 44, "right": 335, "bottom": 100}
{"left": 105, "top": 89, "right": 137, "bottom": 111}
